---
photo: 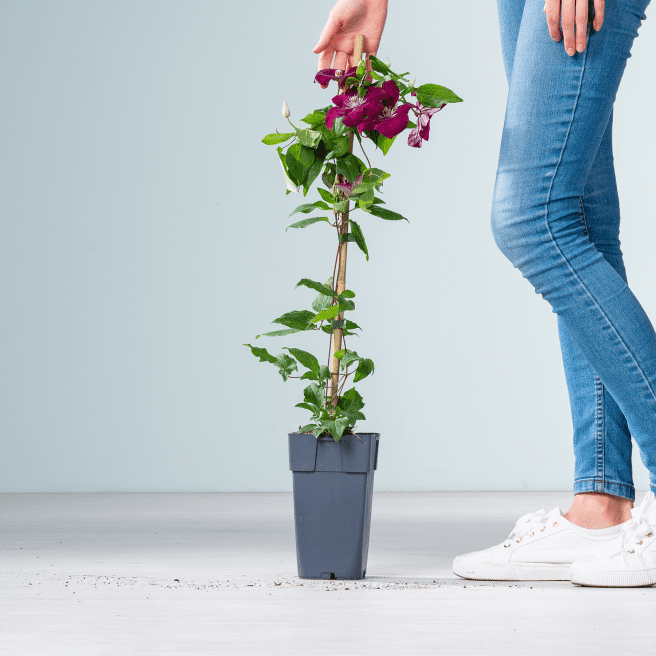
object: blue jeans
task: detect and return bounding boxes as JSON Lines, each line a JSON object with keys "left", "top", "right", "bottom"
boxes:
{"left": 494, "top": 0, "right": 656, "bottom": 500}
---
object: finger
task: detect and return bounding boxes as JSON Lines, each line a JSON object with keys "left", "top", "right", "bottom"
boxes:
{"left": 318, "top": 47, "right": 335, "bottom": 71}
{"left": 333, "top": 50, "right": 348, "bottom": 72}
{"left": 317, "top": 47, "right": 335, "bottom": 88}
{"left": 313, "top": 11, "right": 341, "bottom": 53}
{"left": 561, "top": 0, "right": 576, "bottom": 55}
{"left": 544, "top": 0, "right": 561, "bottom": 41}
{"left": 576, "top": 0, "right": 588, "bottom": 51}
{"left": 594, "top": 0, "right": 604, "bottom": 30}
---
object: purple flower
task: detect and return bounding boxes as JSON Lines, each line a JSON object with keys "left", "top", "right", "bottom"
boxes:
{"left": 325, "top": 85, "right": 386, "bottom": 131}
{"left": 314, "top": 67, "right": 358, "bottom": 87}
{"left": 357, "top": 80, "right": 413, "bottom": 139}
{"left": 333, "top": 172, "right": 364, "bottom": 198}
{"left": 407, "top": 98, "right": 446, "bottom": 148}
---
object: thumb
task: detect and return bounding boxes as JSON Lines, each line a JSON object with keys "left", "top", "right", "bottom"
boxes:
{"left": 313, "top": 12, "right": 341, "bottom": 53}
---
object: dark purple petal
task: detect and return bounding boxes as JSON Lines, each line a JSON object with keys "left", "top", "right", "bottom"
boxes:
{"left": 314, "top": 67, "right": 358, "bottom": 86}
{"left": 364, "top": 86, "right": 388, "bottom": 103}
{"left": 342, "top": 104, "right": 366, "bottom": 127}
{"left": 375, "top": 103, "right": 413, "bottom": 139}
{"left": 325, "top": 106, "right": 349, "bottom": 130}
{"left": 380, "top": 80, "right": 399, "bottom": 107}
{"left": 419, "top": 119, "right": 431, "bottom": 141}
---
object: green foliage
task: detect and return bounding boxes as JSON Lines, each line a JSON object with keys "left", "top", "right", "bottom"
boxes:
{"left": 415, "top": 83, "right": 463, "bottom": 107}
{"left": 262, "top": 132, "right": 295, "bottom": 145}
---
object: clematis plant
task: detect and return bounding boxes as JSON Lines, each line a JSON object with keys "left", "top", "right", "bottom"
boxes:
{"left": 244, "top": 54, "right": 462, "bottom": 442}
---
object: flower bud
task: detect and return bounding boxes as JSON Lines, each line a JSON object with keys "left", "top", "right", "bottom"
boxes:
{"left": 385, "top": 58, "right": 391, "bottom": 67}
{"left": 408, "top": 78, "right": 416, "bottom": 88}
{"left": 282, "top": 100, "right": 290, "bottom": 118}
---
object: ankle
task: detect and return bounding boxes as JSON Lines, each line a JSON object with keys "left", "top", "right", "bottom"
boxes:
{"left": 565, "top": 492, "right": 633, "bottom": 529}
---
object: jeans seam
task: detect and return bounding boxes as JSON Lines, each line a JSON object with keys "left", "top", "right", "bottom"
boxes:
{"left": 575, "top": 477, "right": 634, "bottom": 488}
{"left": 542, "top": 44, "right": 656, "bottom": 408}
{"left": 595, "top": 374, "right": 604, "bottom": 489}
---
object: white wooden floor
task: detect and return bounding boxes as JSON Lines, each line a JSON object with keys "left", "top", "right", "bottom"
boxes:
{"left": 1, "top": 491, "right": 654, "bottom": 655}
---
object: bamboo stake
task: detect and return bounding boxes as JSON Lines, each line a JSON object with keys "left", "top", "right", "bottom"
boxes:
{"left": 328, "top": 34, "right": 365, "bottom": 410}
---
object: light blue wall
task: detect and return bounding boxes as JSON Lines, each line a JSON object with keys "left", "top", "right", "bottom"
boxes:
{"left": 1, "top": 0, "right": 654, "bottom": 492}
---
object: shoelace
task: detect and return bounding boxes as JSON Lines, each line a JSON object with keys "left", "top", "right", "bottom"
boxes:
{"left": 502, "top": 509, "right": 551, "bottom": 547}
{"left": 619, "top": 491, "right": 656, "bottom": 556}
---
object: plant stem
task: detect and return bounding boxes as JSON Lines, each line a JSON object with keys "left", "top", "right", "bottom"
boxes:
{"left": 327, "top": 34, "right": 364, "bottom": 412}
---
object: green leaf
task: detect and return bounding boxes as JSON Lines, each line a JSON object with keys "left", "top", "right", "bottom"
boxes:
{"left": 274, "top": 353, "right": 298, "bottom": 381}
{"left": 339, "top": 349, "right": 362, "bottom": 368}
{"left": 317, "top": 187, "right": 335, "bottom": 204}
{"left": 338, "top": 289, "right": 355, "bottom": 299}
{"left": 371, "top": 197, "right": 385, "bottom": 205}
{"left": 312, "top": 425, "right": 325, "bottom": 438}
{"left": 333, "top": 116, "right": 348, "bottom": 137}
{"left": 295, "top": 278, "right": 338, "bottom": 298}
{"left": 286, "top": 143, "right": 315, "bottom": 185}
{"left": 298, "top": 423, "right": 317, "bottom": 433}
{"left": 367, "top": 205, "right": 409, "bottom": 222}
{"left": 318, "top": 364, "right": 330, "bottom": 381}
{"left": 300, "top": 111, "right": 327, "bottom": 128}
{"left": 337, "top": 387, "right": 366, "bottom": 424}
{"left": 334, "top": 349, "right": 345, "bottom": 359}
{"left": 286, "top": 216, "right": 330, "bottom": 232}
{"left": 310, "top": 305, "right": 341, "bottom": 323}
{"left": 353, "top": 358, "right": 374, "bottom": 382}
{"left": 303, "top": 383, "right": 325, "bottom": 410}
{"left": 255, "top": 327, "right": 310, "bottom": 338}
{"left": 289, "top": 201, "right": 330, "bottom": 218}
{"left": 333, "top": 199, "right": 349, "bottom": 214}
{"left": 322, "top": 163, "right": 336, "bottom": 188}
{"left": 368, "top": 55, "right": 392, "bottom": 76}
{"left": 303, "top": 156, "right": 324, "bottom": 195}
{"left": 349, "top": 219, "right": 369, "bottom": 260}
{"left": 295, "top": 402, "right": 320, "bottom": 414}
{"left": 356, "top": 60, "right": 366, "bottom": 79}
{"left": 262, "top": 132, "right": 295, "bottom": 145}
{"left": 282, "top": 347, "right": 320, "bottom": 375}
{"left": 323, "top": 417, "right": 350, "bottom": 441}
{"left": 338, "top": 297, "right": 355, "bottom": 313}
{"left": 243, "top": 344, "right": 298, "bottom": 381}
{"left": 377, "top": 133, "right": 396, "bottom": 156}
{"left": 415, "top": 83, "right": 463, "bottom": 107}
{"left": 243, "top": 343, "right": 278, "bottom": 365}
{"left": 355, "top": 186, "right": 374, "bottom": 209}
{"left": 311, "top": 277, "right": 334, "bottom": 313}
{"left": 295, "top": 127, "right": 321, "bottom": 148}
{"left": 271, "top": 310, "right": 315, "bottom": 330}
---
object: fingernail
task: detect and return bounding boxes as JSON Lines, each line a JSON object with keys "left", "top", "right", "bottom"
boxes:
{"left": 577, "top": 43, "right": 585, "bottom": 52}
{"left": 567, "top": 47, "right": 575, "bottom": 55}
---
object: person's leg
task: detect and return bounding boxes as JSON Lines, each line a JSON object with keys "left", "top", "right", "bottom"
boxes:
{"left": 496, "top": 0, "right": 637, "bottom": 512}
{"left": 491, "top": 0, "right": 656, "bottom": 502}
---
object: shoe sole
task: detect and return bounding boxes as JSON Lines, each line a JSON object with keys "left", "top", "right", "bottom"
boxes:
{"left": 570, "top": 567, "right": 656, "bottom": 588}
{"left": 453, "top": 557, "right": 571, "bottom": 581}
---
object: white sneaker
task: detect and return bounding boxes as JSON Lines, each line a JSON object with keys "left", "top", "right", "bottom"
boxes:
{"left": 570, "top": 491, "right": 656, "bottom": 587}
{"left": 453, "top": 506, "right": 626, "bottom": 581}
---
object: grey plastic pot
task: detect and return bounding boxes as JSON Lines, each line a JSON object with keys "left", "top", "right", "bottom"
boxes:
{"left": 288, "top": 431, "right": 380, "bottom": 580}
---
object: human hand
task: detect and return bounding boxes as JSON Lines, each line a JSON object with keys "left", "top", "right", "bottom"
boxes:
{"left": 313, "top": 0, "right": 388, "bottom": 88}
{"left": 544, "top": 0, "right": 604, "bottom": 56}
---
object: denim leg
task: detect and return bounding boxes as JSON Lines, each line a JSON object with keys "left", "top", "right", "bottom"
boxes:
{"left": 496, "top": 0, "right": 637, "bottom": 500}
{"left": 491, "top": 0, "right": 656, "bottom": 494}
{"left": 558, "top": 110, "right": 635, "bottom": 501}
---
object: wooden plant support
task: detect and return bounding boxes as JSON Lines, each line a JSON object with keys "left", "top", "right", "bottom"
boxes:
{"left": 327, "top": 34, "right": 365, "bottom": 411}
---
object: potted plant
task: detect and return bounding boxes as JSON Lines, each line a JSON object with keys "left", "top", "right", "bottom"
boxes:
{"left": 244, "top": 35, "right": 462, "bottom": 580}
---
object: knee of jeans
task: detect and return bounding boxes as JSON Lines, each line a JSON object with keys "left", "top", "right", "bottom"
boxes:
{"left": 490, "top": 198, "right": 525, "bottom": 267}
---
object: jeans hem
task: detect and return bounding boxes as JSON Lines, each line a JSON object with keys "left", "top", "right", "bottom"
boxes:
{"left": 574, "top": 478, "right": 635, "bottom": 502}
